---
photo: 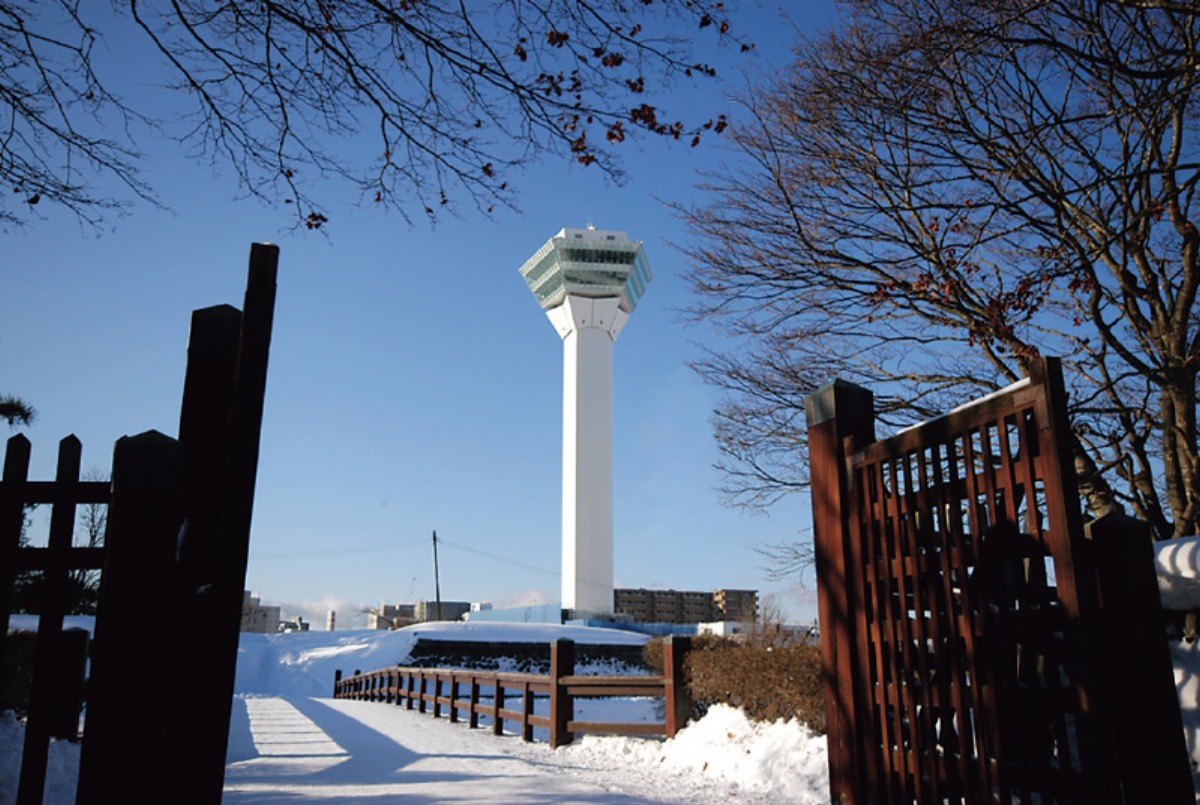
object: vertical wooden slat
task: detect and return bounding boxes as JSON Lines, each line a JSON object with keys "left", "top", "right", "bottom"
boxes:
{"left": 0, "top": 435, "right": 32, "bottom": 675}
{"left": 958, "top": 424, "right": 1008, "bottom": 800}
{"left": 868, "top": 458, "right": 903, "bottom": 802}
{"left": 897, "top": 449, "right": 936, "bottom": 802}
{"left": 17, "top": 435, "right": 82, "bottom": 805}
{"left": 911, "top": 445, "right": 948, "bottom": 798}
{"left": 846, "top": 448, "right": 884, "bottom": 801}
{"left": 925, "top": 440, "right": 972, "bottom": 799}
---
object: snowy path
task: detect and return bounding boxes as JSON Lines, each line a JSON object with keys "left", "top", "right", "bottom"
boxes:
{"left": 222, "top": 696, "right": 797, "bottom": 804}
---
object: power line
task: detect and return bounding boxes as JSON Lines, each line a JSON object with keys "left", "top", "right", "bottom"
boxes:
{"left": 435, "top": 535, "right": 561, "bottom": 579}
{"left": 251, "top": 536, "right": 429, "bottom": 560}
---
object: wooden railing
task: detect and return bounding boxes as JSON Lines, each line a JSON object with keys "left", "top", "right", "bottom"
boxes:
{"left": 333, "top": 636, "right": 690, "bottom": 748}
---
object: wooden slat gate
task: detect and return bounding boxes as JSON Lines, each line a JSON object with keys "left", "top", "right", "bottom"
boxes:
{"left": 806, "top": 358, "right": 1192, "bottom": 804}
{"left": 0, "top": 243, "right": 278, "bottom": 805}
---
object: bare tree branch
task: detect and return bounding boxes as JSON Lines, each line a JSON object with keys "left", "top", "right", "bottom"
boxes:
{"left": 682, "top": 0, "right": 1200, "bottom": 537}
{"left": 0, "top": 1, "right": 746, "bottom": 229}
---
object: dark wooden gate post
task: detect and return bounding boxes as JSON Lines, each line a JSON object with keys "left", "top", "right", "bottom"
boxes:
{"left": 549, "top": 638, "right": 575, "bottom": 747}
{"left": 76, "top": 431, "right": 184, "bottom": 802}
{"left": 662, "top": 635, "right": 691, "bottom": 738}
{"left": 1089, "top": 512, "right": 1194, "bottom": 803}
{"left": 805, "top": 379, "right": 875, "bottom": 805}
{"left": 168, "top": 243, "right": 278, "bottom": 803}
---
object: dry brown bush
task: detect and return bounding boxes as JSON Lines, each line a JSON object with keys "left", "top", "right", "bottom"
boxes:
{"left": 643, "top": 632, "right": 825, "bottom": 733}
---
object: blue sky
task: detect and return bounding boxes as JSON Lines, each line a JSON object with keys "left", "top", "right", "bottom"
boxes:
{"left": 4, "top": 2, "right": 841, "bottom": 628}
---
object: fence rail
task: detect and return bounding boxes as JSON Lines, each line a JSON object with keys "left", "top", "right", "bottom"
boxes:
{"left": 333, "top": 636, "right": 690, "bottom": 748}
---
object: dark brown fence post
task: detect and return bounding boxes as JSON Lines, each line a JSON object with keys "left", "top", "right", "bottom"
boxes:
{"left": 805, "top": 379, "right": 875, "bottom": 805}
{"left": 549, "top": 638, "right": 575, "bottom": 748}
{"left": 469, "top": 678, "right": 481, "bottom": 728}
{"left": 662, "top": 635, "right": 692, "bottom": 738}
{"left": 1089, "top": 512, "right": 1194, "bottom": 803}
{"left": 521, "top": 681, "right": 534, "bottom": 741}
{"left": 334, "top": 669, "right": 342, "bottom": 696}
{"left": 493, "top": 682, "right": 505, "bottom": 735}
{"left": 77, "top": 431, "right": 184, "bottom": 803}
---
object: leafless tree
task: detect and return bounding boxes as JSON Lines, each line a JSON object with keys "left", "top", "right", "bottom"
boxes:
{"left": 1, "top": 0, "right": 745, "bottom": 229}
{"left": 66, "top": 468, "right": 108, "bottom": 613}
{"left": 682, "top": 0, "right": 1200, "bottom": 539}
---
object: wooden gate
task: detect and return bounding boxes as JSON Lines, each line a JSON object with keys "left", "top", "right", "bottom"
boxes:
{"left": 0, "top": 243, "right": 278, "bottom": 804}
{"left": 807, "top": 358, "right": 1192, "bottom": 804}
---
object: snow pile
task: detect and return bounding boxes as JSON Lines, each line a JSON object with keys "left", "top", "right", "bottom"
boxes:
{"left": 563, "top": 704, "right": 829, "bottom": 803}
{"left": 1157, "top": 536, "right": 1200, "bottom": 610}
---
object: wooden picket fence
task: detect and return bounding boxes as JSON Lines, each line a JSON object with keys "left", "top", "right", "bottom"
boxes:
{"left": 0, "top": 244, "right": 278, "bottom": 805}
{"left": 333, "top": 636, "right": 692, "bottom": 748}
{"left": 806, "top": 357, "right": 1193, "bottom": 804}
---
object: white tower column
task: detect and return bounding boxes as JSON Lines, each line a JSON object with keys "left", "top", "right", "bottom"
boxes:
{"left": 546, "top": 296, "right": 628, "bottom": 613}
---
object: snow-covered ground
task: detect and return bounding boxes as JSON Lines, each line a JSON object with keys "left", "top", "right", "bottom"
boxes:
{"left": 6, "top": 617, "right": 1200, "bottom": 803}
{"left": 2, "top": 620, "right": 830, "bottom": 803}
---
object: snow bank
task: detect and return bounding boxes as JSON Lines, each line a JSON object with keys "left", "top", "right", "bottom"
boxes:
{"left": 561, "top": 704, "right": 830, "bottom": 803}
{"left": 1157, "top": 536, "right": 1200, "bottom": 610}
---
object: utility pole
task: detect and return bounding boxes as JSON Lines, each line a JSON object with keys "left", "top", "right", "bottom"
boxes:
{"left": 432, "top": 530, "right": 442, "bottom": 621}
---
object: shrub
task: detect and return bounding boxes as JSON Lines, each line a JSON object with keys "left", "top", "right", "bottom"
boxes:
{"left": 644, "top": 632, "right": 826, "bottom": 733}
{"left": 1, "top": 630, "right": 36, "bottom": 719}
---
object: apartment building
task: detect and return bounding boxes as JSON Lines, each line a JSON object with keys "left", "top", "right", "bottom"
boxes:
{"left": 240, "top": 591, "right": 281, "bottom": 634}
{"left": 613, "top": 587, "right": 758, "bottom": 624}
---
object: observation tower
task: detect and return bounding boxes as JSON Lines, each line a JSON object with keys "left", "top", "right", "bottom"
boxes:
{"left": 519, "top": 226, "right": 652, "bottom": 615}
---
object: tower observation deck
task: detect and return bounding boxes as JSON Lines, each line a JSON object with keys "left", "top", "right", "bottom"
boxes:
{"left": 519, "top": 226, "right": 652, "bottom": 615}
